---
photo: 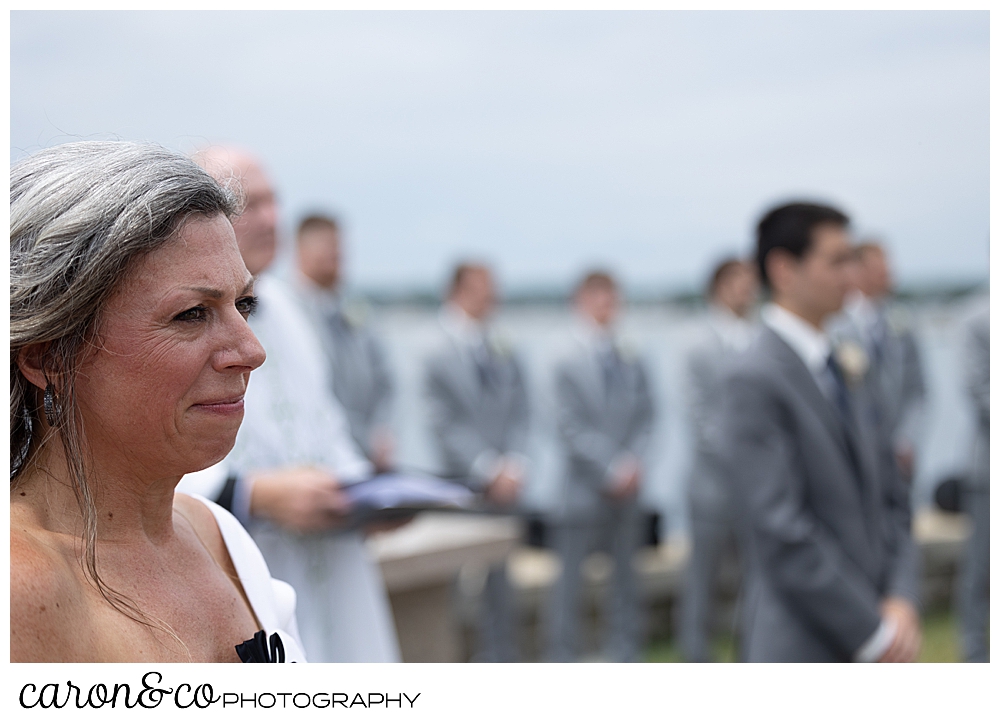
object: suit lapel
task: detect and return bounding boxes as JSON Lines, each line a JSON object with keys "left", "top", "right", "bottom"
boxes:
{"left": 574, "top": 338, "right": 607, "bottom": 417}
{"left": 488, "top": 348, "right": 516, "bottom": 407}
{"left": 763, "top": 328, "right": 880, "bottom": 515}
{"left": 762, "top": 328, "right": 852, "bottom": 459}
{"left": 762, "top": 327, "right": 868, "bottom": 481}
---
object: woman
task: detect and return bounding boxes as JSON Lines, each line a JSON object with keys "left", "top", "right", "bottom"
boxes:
{"left": 10, "top": 141, "right": 304, "bottom": 662}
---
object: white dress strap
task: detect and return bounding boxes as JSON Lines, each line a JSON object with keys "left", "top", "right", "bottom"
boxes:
{"left": 189, "top": 494, "right": 307, "bottom": 662}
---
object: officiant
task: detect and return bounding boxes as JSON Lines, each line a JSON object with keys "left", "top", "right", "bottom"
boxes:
{"left": 179, "top": 146, "right": 402, "bottom": 663}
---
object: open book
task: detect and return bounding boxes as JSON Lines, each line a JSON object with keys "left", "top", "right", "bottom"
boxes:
{"left": 341, "top": 473, "right": 477, "bottom": 525}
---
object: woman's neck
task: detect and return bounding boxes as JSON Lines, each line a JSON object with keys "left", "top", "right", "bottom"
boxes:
{"left": 16, "top": 441, "right": 182, "bottom": 546}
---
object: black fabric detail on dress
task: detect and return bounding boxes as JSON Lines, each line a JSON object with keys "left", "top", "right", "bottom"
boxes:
{"left": 236, "top": 630, "right": 286, "bottom": 663}
{"left": 214, "top": 474, "right": 238, "bottom": 512}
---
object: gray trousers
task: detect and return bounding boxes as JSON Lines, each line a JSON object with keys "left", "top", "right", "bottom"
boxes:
{"left": 545, "top": 505, "right": 645, "bottom": 662}
{"left": 679, "top": 512, "right": 739, "bottom": 662}
{"left": 957, "top": 487, "right": 990, "bottom": 662}
{"left": 472, "top": 563, "right": 519, "bottom": 663}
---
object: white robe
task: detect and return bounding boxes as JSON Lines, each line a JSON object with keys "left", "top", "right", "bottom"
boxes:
{"left": 179, "top": 274, "right": 400, "bottom": 663}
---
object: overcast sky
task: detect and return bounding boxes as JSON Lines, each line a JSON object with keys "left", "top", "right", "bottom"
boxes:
{"left": 11, "top": 10, "right": 989, "bottom": 294}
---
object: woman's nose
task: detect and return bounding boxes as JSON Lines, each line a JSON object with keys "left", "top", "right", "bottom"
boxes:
{"left": 238, "top": 322, "right": 267, "bottom": 372}
{"left": 217, "top": 313, "right": 266, "bottom": 373}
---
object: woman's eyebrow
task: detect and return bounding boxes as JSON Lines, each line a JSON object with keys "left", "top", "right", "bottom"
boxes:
{"left": 182, "top": 286, "right": 225, "bottom": 299}
{"left": 179, "top": 279, "right": 255, "bottom": 299}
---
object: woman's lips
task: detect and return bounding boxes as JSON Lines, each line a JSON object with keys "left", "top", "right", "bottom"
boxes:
{"left": 192, "top": 396, "right": 245, "bottom": 414}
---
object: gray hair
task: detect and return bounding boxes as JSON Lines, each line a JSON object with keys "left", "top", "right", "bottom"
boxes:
{"left": 10, "top": 140, "right": 239, "bottom": 642}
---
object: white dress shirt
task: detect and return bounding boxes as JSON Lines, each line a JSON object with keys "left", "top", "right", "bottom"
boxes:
{"left": 571, "top": 313, "right": 616, "bottom": 357}
{"left": 760, "top": 302, "right": 832, "bottom": 393}
{"left": 293, "top": 271, "right": 343, "bottom": 320}
{"left": 439, "top": 301, "right": 492, "bottom": 353}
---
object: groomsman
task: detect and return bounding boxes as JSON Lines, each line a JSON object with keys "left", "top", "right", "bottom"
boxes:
{"left": 679, "top": 259, "right": 758, "bottom": 662}
{"left": 721, "top": 202, "right": 921, "bottom": 662}
{"left": 423, "top": 262, "right": 530, "bottom": 662}
{"left": 294, "top": 214, "right": 396, "bottom": 471}
{"left": 829, "top": 241, "right": 926, "bottom": 484}
{"left": 546, "top": 271, "right": 655, "bottom": 662}
{"left": 957, "top": 295, "right": 989, "bottom": 662}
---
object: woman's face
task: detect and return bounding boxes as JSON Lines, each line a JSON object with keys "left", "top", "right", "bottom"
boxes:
{"left": 74, "top": 214, "right": 266, "bottom": 481}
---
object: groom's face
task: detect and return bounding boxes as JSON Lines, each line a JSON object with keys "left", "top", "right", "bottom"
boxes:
{"left": 795, "top": 223, "right": 854, "bottom": 320}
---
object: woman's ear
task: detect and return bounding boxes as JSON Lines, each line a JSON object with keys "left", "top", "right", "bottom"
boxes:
{"left": 17, "top": 344, "right": 52, "bottom": 391}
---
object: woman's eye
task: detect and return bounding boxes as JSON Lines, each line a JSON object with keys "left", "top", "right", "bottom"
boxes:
{"left": 236, "top": 295, "right": 259, "bottom": 318}
{"left": 174, "top": 306, "right": 208, "bottom": 323}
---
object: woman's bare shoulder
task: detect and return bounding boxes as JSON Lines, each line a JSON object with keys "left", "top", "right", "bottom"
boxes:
{"left": 10, "top": 512, "right": 87, "bottom": 661}
{"left": 172, "top": 492, "right": 232, "bottom": 573}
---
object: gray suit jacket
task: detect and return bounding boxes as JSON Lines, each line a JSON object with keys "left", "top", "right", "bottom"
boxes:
{"left": 319, "top": 311, "right": 394, "bottom": 461}
{"left": 828, "top": 303, "right": 926, "bottom": 453}
{"left": 423, "top": 330, "right": 530, "bottom": 491}
{"left": 964, "top": 299, "right": 989, "bottom": 490}
{"left": 553, "top": 334, "right": 655, "bottom": 519}
{"left": 293, "top": 283, "right": 395, "bottom": 462}
{"left": 721, "top": 327, "right": 920, "bottom": 662}
{"left": 685, "top": 314, "right": 754, "bottom": 520}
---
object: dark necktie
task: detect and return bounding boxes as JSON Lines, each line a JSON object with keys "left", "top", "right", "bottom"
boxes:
{"left": 826, "top": 353, "right": 864, "bottom": 482}
{"left": 324, "top": 306, "right": 349, "bottom": 338}
{"left": 602, "top": 346, "right": 625, "bottom": 397}
{"left": 825, "top": 353, "right": 853, "bottom": 428}
{"left": 474, "top": 342, "right": 497, "bottom": 392}
{"left": 869, "top": 313, "right": 888, "bottom": 367}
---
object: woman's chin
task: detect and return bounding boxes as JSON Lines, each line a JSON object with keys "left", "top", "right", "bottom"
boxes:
{"left": 180, "top": 431, "right": 242, "bottom": 475}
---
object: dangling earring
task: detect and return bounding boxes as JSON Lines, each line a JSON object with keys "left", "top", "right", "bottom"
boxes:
{"left": 44, "top": 384, "right": 60, "bottom": 426}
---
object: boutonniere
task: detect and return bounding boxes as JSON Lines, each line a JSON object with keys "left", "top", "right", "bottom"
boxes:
{"left": 835, "top": 340, "right": 869, "bottom": 387}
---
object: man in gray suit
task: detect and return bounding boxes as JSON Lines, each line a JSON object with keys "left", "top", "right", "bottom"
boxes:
{"left": 423, "top": 262, "right": 530, "bottom": 662}
{"left": 294, "top": 214, "right": 395, "bottom": 471}
{"left": 545, "top": 271, "right": 656, "bottom": 662}
{"left": 679, "top": 258, "right": 758, "bottom": 662}
{"left": 721, "top": 202, "right": 922, "bottom": 662}
{"left": 829, "top": 242, "right": 926, "bottom": 484}
{"left": 957, "top": 296, "right": 989, "bottom": 662}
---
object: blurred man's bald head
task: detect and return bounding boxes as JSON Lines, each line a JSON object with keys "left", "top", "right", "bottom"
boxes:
{"left": 193, "top": 146, "right": 278, "bottom": 275}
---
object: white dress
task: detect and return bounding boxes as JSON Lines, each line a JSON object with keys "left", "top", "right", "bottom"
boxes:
{"left": 191, "top": 494, "right": 307, "bottom": 663}
{"left": 180, "top": 274, "right": 400, "bottom": 663}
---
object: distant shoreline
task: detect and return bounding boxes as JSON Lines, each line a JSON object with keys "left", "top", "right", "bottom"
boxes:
{"left": 338, "top": 279, "right": 989, "bottom": 309}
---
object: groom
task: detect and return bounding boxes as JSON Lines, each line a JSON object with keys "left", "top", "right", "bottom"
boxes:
{"left": 721, "top": 202, "right": 921, "bottom": 662}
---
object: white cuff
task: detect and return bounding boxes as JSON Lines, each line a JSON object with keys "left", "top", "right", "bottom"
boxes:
{"left": 854, "top": 619, "right": 897, "bottom": 663}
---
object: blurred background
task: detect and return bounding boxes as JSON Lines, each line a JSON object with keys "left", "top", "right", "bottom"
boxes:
{"left": 11, "top": 10, "right": 988, "bottom": 662}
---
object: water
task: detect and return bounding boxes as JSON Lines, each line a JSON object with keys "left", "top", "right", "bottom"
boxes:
{"left": 367, "top": 296, "right": 984, "bottom": 536}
